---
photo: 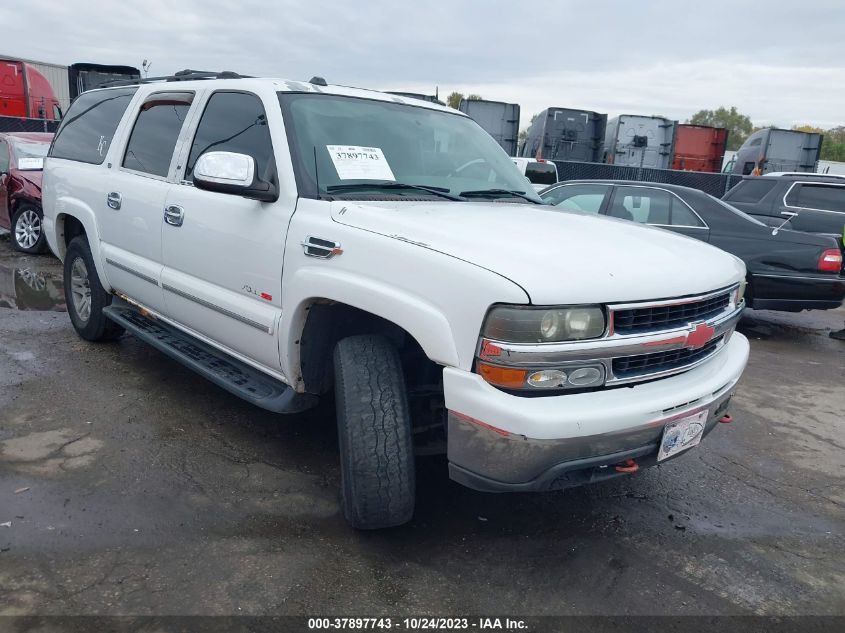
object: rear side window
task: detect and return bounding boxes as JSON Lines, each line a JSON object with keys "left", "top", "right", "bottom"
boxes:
{"left": 524, "top": 162, "right": 557, "bottom": 185}
{"left": 50, "top": 87, "right": 137, "bottom": 164}
{"left": 185, "top": 91, "right": 274, "bottom": 181}
{"left": 609, "top": 186, "right": 705, "bottom": 227}
{"left": 726, "top": 178, "right": 777, "bottom": 203}
{"left": 786, "top": 184, "right": 845, "bottom": 212}
{"left": 122, "top": 92, "right": 193, "bottom": 178}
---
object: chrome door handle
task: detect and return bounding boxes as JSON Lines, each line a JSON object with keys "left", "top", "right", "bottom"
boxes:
{"left": 107, "top": 192, "right": 122, "bottom": 210}
{"left": 780, "top": 211, "right": 798, "bottom": 217}
{"left": 164, "top": 205, "right": 185, "bottom": 227}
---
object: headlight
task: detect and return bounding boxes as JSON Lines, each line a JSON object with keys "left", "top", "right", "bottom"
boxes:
{"left": 482, "top": 305, "right": 606, "bottom": 343}
{"left": 732, "top": 281, "right": 747, "bottom": 308}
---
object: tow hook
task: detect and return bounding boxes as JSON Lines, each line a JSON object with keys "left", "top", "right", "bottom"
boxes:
{"left": 614, "top": 458, "right": 639, "bottom": 474}
{"left": 719, "top": 414, "right": 734, "bottom": 424}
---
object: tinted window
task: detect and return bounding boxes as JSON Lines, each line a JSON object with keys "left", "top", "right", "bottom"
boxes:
{"left": 726, "top": 178, "right": 777, "bottom": 203}
{"left": 787, "top": 184, "right": 845, "bottom": 212}
{"left": 609, "top": 187, "right": 704, "bottom": 227}
{"left": 541, "top": 184, "right": 608, "bottom": 213}
{"left": 742, "top": 162, "right": 756, "bottom": 175}
{"left": 122, "top": 92, "right": 193, "bottom": 177}
{"left": 186, "top": 92, "right": 274, "bottom": 181}
{"left": 50, "top": 87, "right": 137, "bottom": 164}
{"left": 748, "top": 137, "right": 762, "bottom": 147}
{"left": 0, "top": 140, "right": 8, "bottom": 173}
{"left": 524, "top": 162, "right": 557, "bottom": 184}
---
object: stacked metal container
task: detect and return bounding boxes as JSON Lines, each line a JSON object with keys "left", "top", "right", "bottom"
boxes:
{"left": 604, "top": 115, "right": 677, "bottom": 169}
{"left": 520, "top": 108, "right": 607, "bottom": 162}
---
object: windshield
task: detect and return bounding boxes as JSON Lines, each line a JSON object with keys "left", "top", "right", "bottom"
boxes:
{"left": 11, "top": 139, "right": 50, "bottom": 170}
{"left": 279, "top": 93, "right": 542, "bottom": 202}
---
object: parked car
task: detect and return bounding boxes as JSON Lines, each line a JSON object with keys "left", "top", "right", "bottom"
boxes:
{"left": 511, "top": 157, "right": 558, "bottom": 190}
{"left": 0, "top": 132, "right": 53, "bottom": 253}
{"left": 540, "top": 180, "right": 845, "bottom": 312}
{"left": 723, "top": 173, "right": 845, "bottom": 236}
{"left": 43, "top": 72, "right": 749, "bottom": 529}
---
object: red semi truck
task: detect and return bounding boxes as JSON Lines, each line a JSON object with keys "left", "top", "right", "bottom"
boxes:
{"left": 672, "top": 124, "right": 729, "bottom": 173}
{"left": 0, "top": 60, "right": 62, "bottom": 120}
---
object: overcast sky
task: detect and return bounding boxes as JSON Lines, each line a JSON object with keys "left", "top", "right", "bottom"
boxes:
{"left": 6, "top": 0, "right": 845, "bottom": 129}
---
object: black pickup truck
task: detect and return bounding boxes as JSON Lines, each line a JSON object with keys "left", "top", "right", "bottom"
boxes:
{"left": 723, "top": 173, "right": 845, "bottom": 237}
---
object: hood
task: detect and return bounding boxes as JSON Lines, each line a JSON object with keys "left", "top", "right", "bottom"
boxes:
{"left": 331, "top": 201, "right": 745, "bottom": 304}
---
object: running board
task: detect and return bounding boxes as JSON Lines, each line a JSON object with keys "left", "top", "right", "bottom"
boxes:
{"left": 103, "top": 305, "right": 317, "bottom": 414}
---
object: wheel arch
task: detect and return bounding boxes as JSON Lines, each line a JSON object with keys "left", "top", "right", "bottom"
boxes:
{"left": 281, "top": 270, "right": 460, "bottom": 394}
{"left": 51, "top": 210, "right": 109, "bottom": 289}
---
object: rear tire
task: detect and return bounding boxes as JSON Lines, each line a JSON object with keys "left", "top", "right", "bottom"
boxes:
{"left": 11, "top": 204, "right": 47, "bottom": 254}
{"left": 334, "top": 335, "right": 415, "bottom": 529}
{"left": 64, "top": 236, "right": 124, "bottom": 342}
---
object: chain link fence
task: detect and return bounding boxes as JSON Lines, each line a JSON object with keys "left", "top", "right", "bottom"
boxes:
{"left": 551, "top": 160, "right": 746, "bottom": 198}
{"left": 0, "top": 116, "right": 60, "bottom": 134}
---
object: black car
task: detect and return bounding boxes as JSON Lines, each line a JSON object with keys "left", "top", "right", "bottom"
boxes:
{"left": 723, "top": 173, "right": 845, "bottom": 236}
{"left": 540, "top": 180, "right": 845, "bottom": 312}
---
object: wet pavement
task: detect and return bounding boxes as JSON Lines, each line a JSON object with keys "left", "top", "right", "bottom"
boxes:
{"left": 0, "top": 236, "right": 843, "bottom": 617}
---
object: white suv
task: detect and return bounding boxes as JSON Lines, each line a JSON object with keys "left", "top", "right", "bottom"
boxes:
{"left": 42, "top": 71, "right": 749, "bottom": 529}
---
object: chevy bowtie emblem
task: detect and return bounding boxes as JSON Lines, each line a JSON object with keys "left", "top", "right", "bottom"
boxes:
{"left": 686, "top": 323, "right": 716, "bottom": 349}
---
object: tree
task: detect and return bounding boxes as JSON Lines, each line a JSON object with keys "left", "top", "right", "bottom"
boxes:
{"left": 446, "top": 92, "right": 463, "bottom": 109}
{"left": 688, "top": 106, "right": 753, "bottom": 151}
{"left": 446, "top": 92, "right": 483, "bottom": 109}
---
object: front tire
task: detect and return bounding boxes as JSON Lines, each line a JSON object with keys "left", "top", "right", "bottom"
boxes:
{"left": 11, "top": 204, "right": 47, "bottom": 254}
{"left": 334, "top": 335, "right": 415, "bottom": 529}
{"left": 63, "top": 236, "right": 124, "bottom": 342}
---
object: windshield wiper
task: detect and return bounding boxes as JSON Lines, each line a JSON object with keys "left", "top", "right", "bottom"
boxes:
{"left": 458, "top": 188, "right": 542, "bottom": 204}
{"left": 325, "top": 182, "right": 465, "bottom": 201}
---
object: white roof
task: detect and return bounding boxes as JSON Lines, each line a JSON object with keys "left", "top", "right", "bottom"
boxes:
{"left": 96, "top": 76, "right": 463, "bottom": 116}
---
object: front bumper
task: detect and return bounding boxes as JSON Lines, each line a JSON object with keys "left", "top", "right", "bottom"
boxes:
{"left": 444, "top": 332, "right": 750, "bottom": 492}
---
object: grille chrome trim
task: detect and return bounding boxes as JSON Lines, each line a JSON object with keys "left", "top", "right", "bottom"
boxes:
{"left": 476, "top": 284, "right": 744, "bottom": 387}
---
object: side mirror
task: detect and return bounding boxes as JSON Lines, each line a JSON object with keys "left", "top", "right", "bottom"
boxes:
{"left": 193, "top": 151, "right": 278, "bottom": 202}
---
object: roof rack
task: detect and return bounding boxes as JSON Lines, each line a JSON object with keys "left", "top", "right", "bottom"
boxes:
{"left": 96, "top": 69, "right": 251, "bottom": 89}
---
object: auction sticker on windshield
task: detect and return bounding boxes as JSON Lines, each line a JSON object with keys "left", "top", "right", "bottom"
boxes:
{"left": 327, "top": 145, "right": 395, "bottom": 181}
{"left": 657, "top": 409, "right": 708, "bottom": 461}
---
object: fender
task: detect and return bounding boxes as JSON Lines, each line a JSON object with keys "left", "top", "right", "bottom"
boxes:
{"left": 49, "top": 204, "right": 110, "bottom": 289}
{"left": 280, "top": 266, "right": 461, "bottom": 384}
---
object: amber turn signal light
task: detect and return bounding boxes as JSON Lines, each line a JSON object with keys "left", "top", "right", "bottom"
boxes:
{"left": 476, "top": 362, "right": 528, "bottom": 389}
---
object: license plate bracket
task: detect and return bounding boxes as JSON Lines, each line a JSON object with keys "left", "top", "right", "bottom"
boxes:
{"left": 657, "top": 409, "right": 709, "bottom": 462}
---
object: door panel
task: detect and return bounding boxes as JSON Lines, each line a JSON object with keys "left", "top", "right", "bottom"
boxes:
{"left": 160, "top": 90, "right": 293, "bottom": 373}
{"left": 161, "top": 184, "right": 289, "bottom": 371}
{"left": 97, "top": 171, "right": 169, "bottom": 310}
{"left": 96, "top": 90, "right": 196, "bottom": 311}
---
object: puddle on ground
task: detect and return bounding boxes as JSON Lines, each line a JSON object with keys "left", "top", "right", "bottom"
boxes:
{"left": 0, "top": 263, "right": 66, "bottom": 312}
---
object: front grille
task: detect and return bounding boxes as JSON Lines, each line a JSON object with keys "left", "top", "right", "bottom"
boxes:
{"left": 613, "top": 292, "right": 730, "bottom": 335}
{"left": 613, "top": 336, "right": 723, "bottom": 378}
